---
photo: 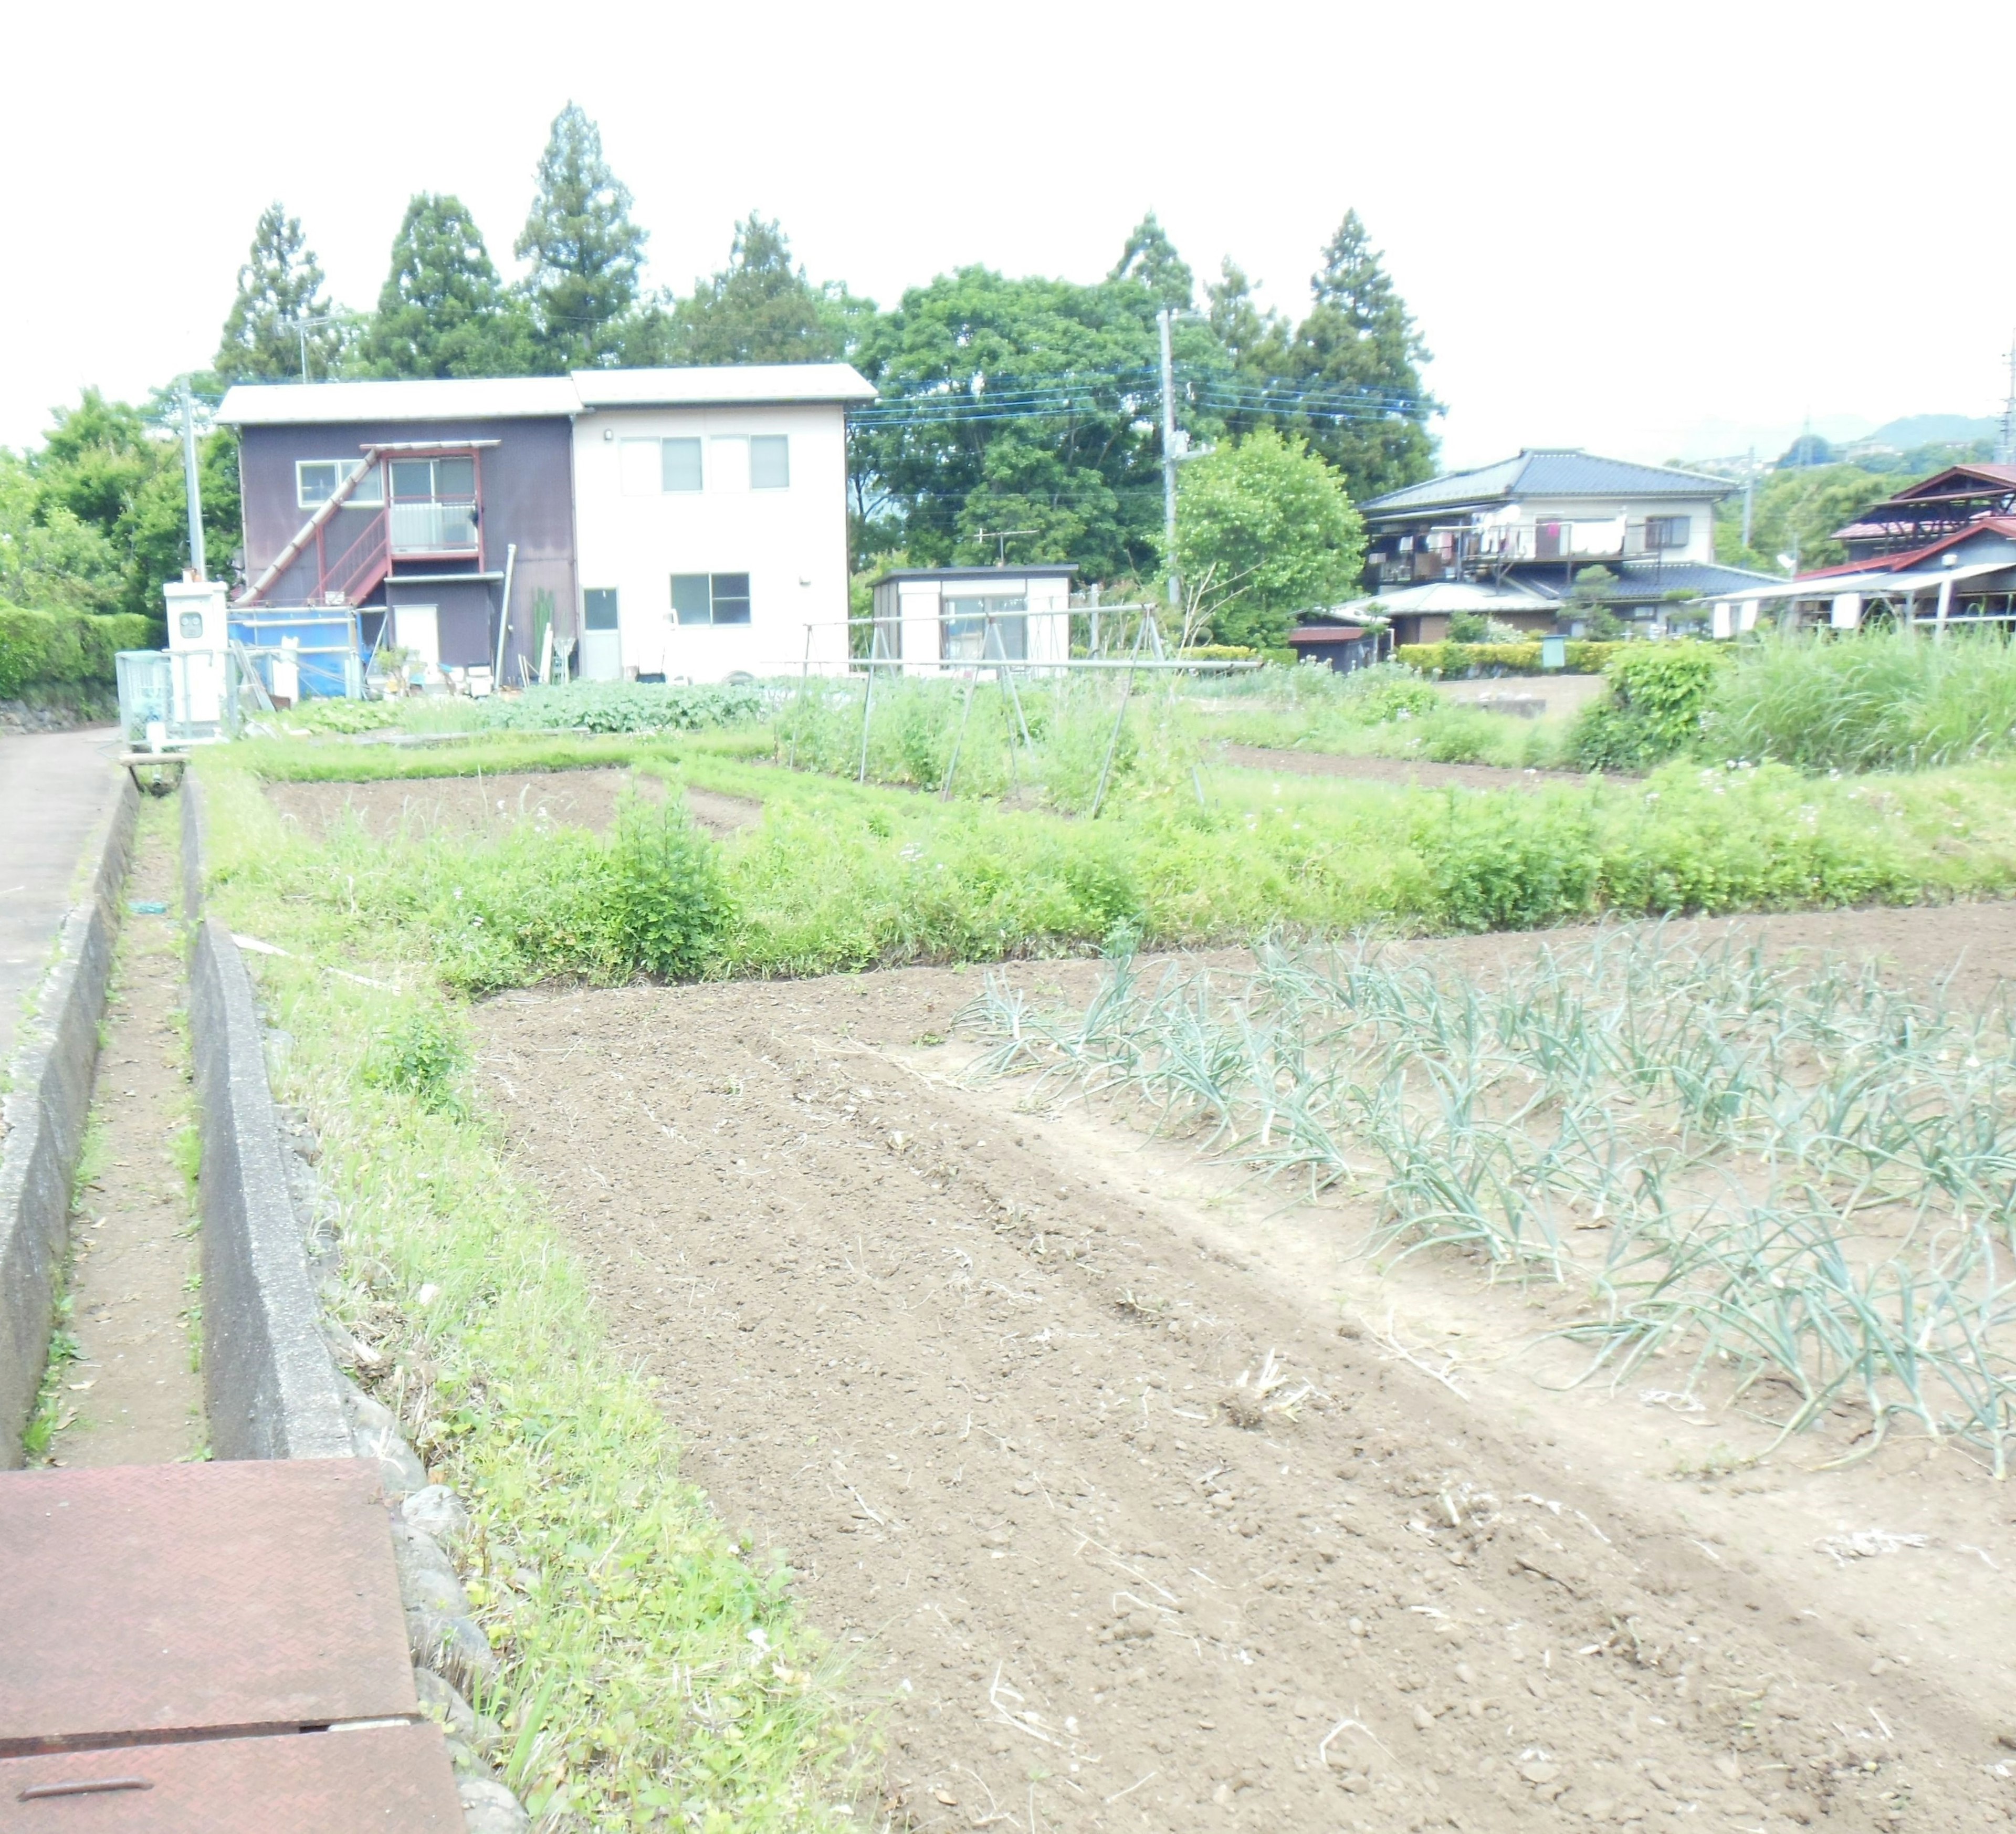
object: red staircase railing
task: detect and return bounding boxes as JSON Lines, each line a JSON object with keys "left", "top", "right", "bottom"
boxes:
{"left": 319, "top": 515, "right": 391, "bottom": 608}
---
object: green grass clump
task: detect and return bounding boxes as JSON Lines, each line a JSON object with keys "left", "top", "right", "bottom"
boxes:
{"left": 195, "top": 775, "right": 869, "bottom": 1830}
{"left": 1704, "top": 630, "right": 2016, "bottom": 773}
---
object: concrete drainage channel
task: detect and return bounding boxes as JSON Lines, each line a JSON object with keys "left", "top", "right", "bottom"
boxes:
{"left": 0, "top": 770, "right": 528, "bottom": 1834}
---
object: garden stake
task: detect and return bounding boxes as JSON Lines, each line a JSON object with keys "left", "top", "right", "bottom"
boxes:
{"left": 787, "top": 622, "right": 813, "bottom": 770}
{"left": 1090, "top": 612, "right": 1152, "bottom": 820}
{"left": 856, "top": 655, "right": 878, "bottom": 783}
{"left": 942, "top": 665, "right": 982, "bottom": 800}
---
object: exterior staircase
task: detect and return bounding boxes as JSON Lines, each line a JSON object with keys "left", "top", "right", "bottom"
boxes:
{"left": 235, "top": 452, "right": 390, "bottom": 607}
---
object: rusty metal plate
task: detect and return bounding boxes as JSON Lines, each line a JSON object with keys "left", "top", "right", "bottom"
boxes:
{"left": 0, "top": 1723, "right": 464, "bottom": 1832}
{"left": 0, "top": 1461, "right": 417, "bottom": 1751}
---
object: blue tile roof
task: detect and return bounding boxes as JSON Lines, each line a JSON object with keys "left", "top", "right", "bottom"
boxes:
{"left": 1362, "top": 450, "right": 1732, "bottom": 517}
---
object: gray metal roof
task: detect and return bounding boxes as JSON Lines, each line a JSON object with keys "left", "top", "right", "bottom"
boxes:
{"left": 874, "top": 565, "right": 1077, "bottom": 584}
{"left": 1362, "top": 449, "right": 1732, "bottom": 517}
{"left": 220, "top": 363, "right": 875, "bottom": 427}
{"left": 574, "top": 363, "right": 875, "bottom": 407}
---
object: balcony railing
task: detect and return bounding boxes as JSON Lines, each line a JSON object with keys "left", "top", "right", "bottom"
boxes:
{"left": 390, "top": 499, "right": 478, "bottom": 555}
{"left": 1379, "top": 517, "right": 1691, "bottom": 582}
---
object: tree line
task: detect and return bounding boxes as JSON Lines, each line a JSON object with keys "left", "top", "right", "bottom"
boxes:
{"left": 3, "top": 102, "right": 1436, "bottom": 638}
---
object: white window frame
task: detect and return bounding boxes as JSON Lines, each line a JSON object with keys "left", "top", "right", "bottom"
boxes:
{"left": 296, "top": 458, "right": 382, "bottom": 510}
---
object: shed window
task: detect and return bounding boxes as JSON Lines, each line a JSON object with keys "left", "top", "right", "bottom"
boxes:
{"left": 662, "top": 438, "right": 703, "bottom": 492}
{"left": 750, "top": 435, "right": 790, "bottom": 489}
{"left": 296, "top": 459, "right": 382, "bottom": 508}
{"left": 943, "top": 595, "right": 1026, "bottom": 662}
{"left": 671, "top": 573, "right": 752, "bottom": 626}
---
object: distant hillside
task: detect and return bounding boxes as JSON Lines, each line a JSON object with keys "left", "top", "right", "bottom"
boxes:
{"left": 1864, "top": 413, "right": 1998, "bottom": 450}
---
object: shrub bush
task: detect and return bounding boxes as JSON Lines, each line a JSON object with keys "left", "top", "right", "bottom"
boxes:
{"left": 1395, "top": 641, "right": 1623, "bottom": 679}
{"left": 1570, "top": 644, "right": 1724, "bottom": 771}
{"left": 0, "top": 606, "right": 156, "bottom": 697}
{"left": 608, "top": 794, "right": 734, "bottom": 980}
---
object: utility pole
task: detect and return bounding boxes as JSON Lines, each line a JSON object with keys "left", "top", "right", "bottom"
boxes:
{"left": 1740, "top": 445, "right": 1756, "bottom": 554}
{"left": 1159, "top": 306, "right": 1180, "bottom": 611}
{"left": 178, "top": 382, "right": 206, "bottom": 581}
{"left": 1999, "top": 328, "right": 2016, "bottom": 467}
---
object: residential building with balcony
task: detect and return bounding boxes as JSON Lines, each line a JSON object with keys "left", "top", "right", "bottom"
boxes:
{"left": 219, "top": 362, "right": 874, "bottom": 686}
{"left": 1356, "top": 449, "right": 1774, "bottom": 645}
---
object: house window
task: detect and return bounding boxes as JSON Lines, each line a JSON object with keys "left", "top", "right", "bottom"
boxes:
{"left": 750, "top": 435, "right": 790, "bottom": 489}
{"left": 709, "top": 436, "right": 750, "bottom": 492}
{"left": 662, "top": 438, "right": 703, "bottom": 492}
{"left": 1646, "top": 515, "right": 1691, "bottom": 551}
{"left": 584, "top": 589, "right": 620, "bottom": 632}
{"left": 671, "top": 572, "right": 752, "bottom": 626}
{"left": 387, "top": 455, "right": 477, "bottom": 554}
{"left": 620, "top": 439, "right": 660, "bottom": 496}
{"left": 296, "top": 459, "right": 383, "bottom": 508}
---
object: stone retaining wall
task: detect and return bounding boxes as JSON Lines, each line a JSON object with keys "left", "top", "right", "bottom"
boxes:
{"left": 0, "top": 771, "right": 136, "bottom": 1462}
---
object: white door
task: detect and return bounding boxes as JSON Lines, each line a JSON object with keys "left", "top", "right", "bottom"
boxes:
{"left": 580, "top": 589, "right": 623, "bottom": 681}
{"left": 394, "top": 604, "right": 440, "bottom": 674}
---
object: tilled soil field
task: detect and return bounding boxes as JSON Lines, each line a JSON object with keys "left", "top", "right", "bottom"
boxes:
{"left": 474, "top": 909, "right": 2016, "bottom": 1833}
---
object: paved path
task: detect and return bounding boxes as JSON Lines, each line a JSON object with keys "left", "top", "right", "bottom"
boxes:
{"left": 0, "top": 727, "right": 123, "bottom": 1066}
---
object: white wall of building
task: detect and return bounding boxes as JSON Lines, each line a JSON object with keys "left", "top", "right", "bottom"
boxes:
{"left": 571, "top": 402, "right": 853, "bottom": 682}
{"left": 875, "top": 574, "right": 1072, "bottom": 673}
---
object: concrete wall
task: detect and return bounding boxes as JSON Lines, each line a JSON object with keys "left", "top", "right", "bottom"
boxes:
{"left": 571, "top": 402, "right": 852, "bottom": 681}
{"left": 0, "top": 774, "right": 136, "bottom": 1463}
{"left": 181, "top": 777, "right": 351, "bottom": 1462}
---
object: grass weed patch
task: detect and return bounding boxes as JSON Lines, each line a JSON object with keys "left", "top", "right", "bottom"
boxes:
{"left": 1705, "top": 630, "right": 2016, "bottom": 774}
{"left": 195, "top": 780, "right": 870, "bottom": 1829}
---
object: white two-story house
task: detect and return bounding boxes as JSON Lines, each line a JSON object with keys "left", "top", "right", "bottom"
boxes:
{"left": 570, "top": 364, "right": 874, "bottom": 682}
{"left": 1357, "top": 449, "right": 1774, "bottom": 645}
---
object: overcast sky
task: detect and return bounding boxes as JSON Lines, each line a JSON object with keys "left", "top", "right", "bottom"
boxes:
{"left": 6, "top": 0, "right": 2012, "bottom": 470}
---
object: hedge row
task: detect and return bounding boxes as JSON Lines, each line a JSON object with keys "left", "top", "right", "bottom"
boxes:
{"left": 0, "top": 606, "right": 159, "bottom": 698}
{"left": 1395, "top": 640, "right": 1626, "bottom": 679}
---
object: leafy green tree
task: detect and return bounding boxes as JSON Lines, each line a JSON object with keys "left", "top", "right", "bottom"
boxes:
{"left": 1108, "top": 212, "right": 1193, "bottom": 311}
{"left": 1173, "top": 428, "right": 1364, "bottom": 648}
{"left": 0, "top": 453, "right": 123, "bottom": 613}
{"left": 216, "top": 204, "right": 350, "bottom": 383}
{"left": 1714, "top": 464, "right": 1898, "bottom": 573}
{"left": 671, "top": 215, "right": 868, "bottom": 364}
{"left": 1280, "top": 211, "right": 1436, "bottom": 501}
{"left": 852, "top": 267, "right": 1173, "bottom": 577}
{"left": 22, "top": 389, "right": 238, "bottom": 617}
{"left": 362, "top": 194, "right": 533, "bottom": 378}
{"left": 516, "top": 103, "right": 647, "bottom": 369}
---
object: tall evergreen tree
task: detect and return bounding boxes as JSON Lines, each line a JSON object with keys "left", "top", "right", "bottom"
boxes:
{"left": 1108, "top": 212, "right": 1194, "bottom": 311}
{"left": 1198, "top": 259, "right": 1290, "bottom": 442}
{"left": 363, "top": 194, "right": 531, "bottom": 378}
{"left": 672, "top": 215, "right": 864, "bottom": 364}
{"left": 515, "top": 104, "right": 647, "bottom": 369}
{"left": 1282, "top": 211, "right": 1436, "bottom": 501}
{"left": 215, "top": 204, "right": 349, "bottom": 383}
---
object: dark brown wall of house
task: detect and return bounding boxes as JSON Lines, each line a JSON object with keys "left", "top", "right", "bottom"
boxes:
{"left": 236, "top": 416, "right": 576, "bottom": 674}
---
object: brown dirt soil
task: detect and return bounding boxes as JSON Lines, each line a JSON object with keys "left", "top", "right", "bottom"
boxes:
{"left": 1214, "top": 742, "right": 1593, "bottom": 792}
{"left": 46, "top": 802, "right": 203, "bottom": 1466}
{"left": 263, "top": 769, "right": 762, "bottom": 841}
{"left": 473, "top": 905, "right": 2016, "bottom": 1833}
